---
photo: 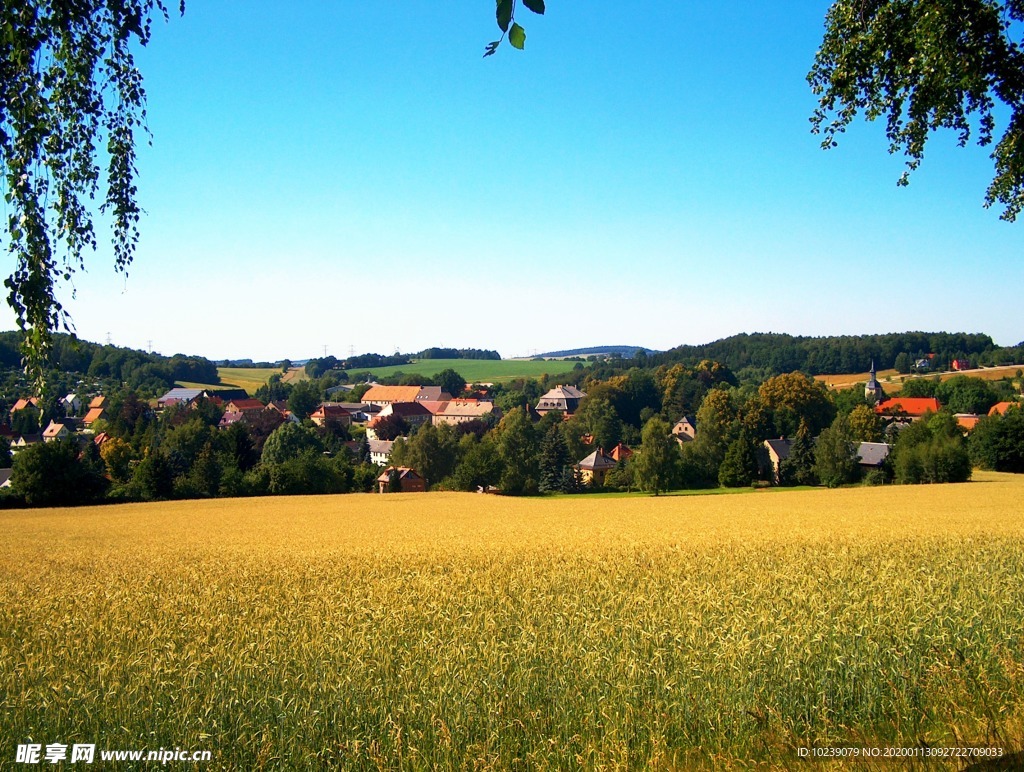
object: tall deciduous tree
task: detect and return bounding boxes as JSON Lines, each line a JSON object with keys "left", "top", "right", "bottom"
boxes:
{"left": 814, "top": 414, "right": 861, "bottom": 488}
{"left": 757, "top": 372, "right": 836, "bottom": 437}
{"left": 494, "top": 407, "right": 540, "bottom": 495}
{"left": 634, "top": 417, "right": 677, "bottom": 496}
{"left": 810, "top": 0, "right": 1024, "bottom": 220}
{"left": 848, "top": 404, "right": 885, "bottom": 443}
{"left": 11, "top": 437, "right": 108, "bottom": 505}
{"left": 969, "top": 405, "right": 1024, "bottom": 471}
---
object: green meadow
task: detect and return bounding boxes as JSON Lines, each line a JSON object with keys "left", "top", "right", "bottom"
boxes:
{"left": 339, "top": 357, "right": 591, "bottom": 384}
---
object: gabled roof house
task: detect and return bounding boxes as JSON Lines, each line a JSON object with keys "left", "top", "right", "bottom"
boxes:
{"left": 535, "top": 385, "right": 587, "bottom": 417}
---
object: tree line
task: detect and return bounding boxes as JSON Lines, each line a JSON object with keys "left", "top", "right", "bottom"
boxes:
{"left": 4, "top": 350, "right": 1022, "bottom": 507}
{"left": 645, "top": 332, "right": 1019, "bottom": 377}
{"left": 0, "top": 331, "right": 219, "bottom": 394}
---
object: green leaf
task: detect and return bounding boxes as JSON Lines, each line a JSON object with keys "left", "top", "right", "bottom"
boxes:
{"left": 496, "top": 0, "right": 513, "bottom": 32}
{"left": 483, "top": 40, "right": 500, "bottom": 58}
{"left": 509, "top": 22, "right": 526, "bottom": 50}
{"left": 522, "top": 0, "right": 545, "bottom": 14}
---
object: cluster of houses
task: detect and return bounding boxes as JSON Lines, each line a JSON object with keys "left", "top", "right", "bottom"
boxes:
{"left": 5, "top": 394, "right": 112, "bottom": 451}
{"left": 750, "top": 364, "right": 1021, "bottom": 483}
{"left": 14, "top": 368, "right": 1015, "bottom": 493}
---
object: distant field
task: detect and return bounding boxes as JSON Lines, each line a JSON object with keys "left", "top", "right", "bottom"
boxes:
{"left": 174, "top": 360, "right": 587, "bottom": 394}
{"left": 177, "top": 367, "right": 281, "bottom": 395}
{"left": 814, "top": 368, "right": 900, "bottom": 388}
{"left": 3, "top": 474, "right": 1023, "bottom": 768}
{"left": 818, "top": 364, "right": 1023, "bottom": 393}
{"left": 341, "top": 357, "right": 590, "bottom": 384}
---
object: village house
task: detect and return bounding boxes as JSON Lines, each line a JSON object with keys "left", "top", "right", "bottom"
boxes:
{"left": 607, "top": 442, "right": 633, "bottom": 462}
{"left": 417, "top": 401, "right": 449, "bottom": 421}
{"left": 762, "top": 438, "right": 792, "bottom": 483}
{"left": 535, "top": 385, "right": 587, "bottom": 418}
{"left": 82, "top": 405, "right": 108, "bottom": 428}
{"left": 218, "top": 411, "right": 245, "bottom": 429}
{"left": 672, "top": 416, "right": 697, "bottom": 443}
{"left": 157, "top": 388, "right": 207, "bottom": 409}
{"left": 42, "top": 421, "right": 70, "bottom": 442}
{"left": 415, "top": 386, "right": 454, "bottom": 402}
{"left": 432, "top": 399, "right": 500, "bottom": 426}
{"left": 857, "top": 442, "right": 891, "bottom": 471}
{"left": 225, "top": 398, "right": 266, "bottom": 416}
{"left": 310, "top": 403, "right": 353, "bottom": 428}
{"left": 366, "top": 401, "right": 432, "bottom": 439}
{"left": 955, "top": 413, "right": 982, "bottom": 433}
{"left": 377, "top": 466, "right": 426, "bottom": 493}
{"left": 575, "top": 447, "right": 617, "bottom": 487}
{"left": 368, "top": 439, "right": 394, "bottom": 466}
{"left": 265, "top": 401, "right": 300, "bottom": 424}
{"left": 11, "top": 434, "right": 42, "bottom": 452}
{"left": 763, "top": 437, "right": 891, "bottom": 482}
{"left": 60, "top": 393, "right": 82, "bottom": 415}
{"left": 9, "top": 397, "right": 41, "bottom": 418}
{"left": 331, "top": 402, "right": 380, "bottom": 423}
{"left": 989, "top": 401, "right": 1020, "bottom": 417}
{"left": 362, "top": 385, "right": 452, "bottom": 408}
{"left": 874, "top": 397, "right": 941, "bottom": 421}
{"left": 88, "top": 395, "right": 107, "bottom": 410}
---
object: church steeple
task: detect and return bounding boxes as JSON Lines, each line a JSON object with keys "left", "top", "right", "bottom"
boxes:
{"left": 865, "top": 360, "right": 882, "bottom": 403}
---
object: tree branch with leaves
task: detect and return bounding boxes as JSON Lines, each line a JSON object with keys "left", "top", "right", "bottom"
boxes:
{"left": 1, "top": 0, "right": 183, "bottom": 384}
{"left": 484, "top": 0, "right": 545, "bottom": 57}
{"left": 809, "top": 0, "right": 1024, "bottom": 221}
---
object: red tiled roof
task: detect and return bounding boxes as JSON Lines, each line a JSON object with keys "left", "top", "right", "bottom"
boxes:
{"left": 438, "top": 400, "right": 494, "bottom": 418}
{"left": 955, "top": 414, "right": 981, "bottom": 432}
{"left": 874, "top": 397, "right": 941, "bottom": 417}
{"left": 83, "top": 407, "right": 107, "bottom": 425}
{"left": 376, "top": 466, "right": 423, "bottom": 483}
{"left": 312, "top": 404, "right": 351, "bottom": 418}
{"left": 608, "top": 443, "right": 633, "bottom": 461}
{"left": 989, "top": 401, "right": 1019, "bottom": 416}
{"left": 226, "top": 399, "right": 265, "bottom": 412}
{"left": 363, "top": 385, "right": 423, "bottom": 403}
{"left": 42, "top": 421, "right": 67, "bottom": 438}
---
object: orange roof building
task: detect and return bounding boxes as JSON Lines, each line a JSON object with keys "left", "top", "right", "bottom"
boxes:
{"left": 377, "top": 467, "right": 426, "bottom": 493}
{"left": 988, "top": 401, "right": 1020, "bottom": 417}
{"left": 10, "top": 397, "right": 41, "bottom": 415}
{"left": 225, "top": 398, "right": 265, "bottom": 414}
{"left": 310, "top": 403, "right": 352, "bottom": 427}
{"left": 874, "top": 397, "right": 941, "bottom": 418}
{"left": 608, "top": 442, "right": 633, "bottom": 462}
{"left": 954, "top": 413, "right": 982, "bottom": 432}
{"left": 82, "top": 407, "right": 108, "bottom": 427}
{"left": 362, "top": 385, "right": 424, "bottom": 406}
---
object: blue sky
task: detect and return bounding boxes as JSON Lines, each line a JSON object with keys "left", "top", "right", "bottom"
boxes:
{"left": 13, "top": 1, "right": 1022, "bottom": 361}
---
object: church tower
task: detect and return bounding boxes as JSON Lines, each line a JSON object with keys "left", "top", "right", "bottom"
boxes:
{"left": 864, "top": 360, "right": 883, "bottom": 403}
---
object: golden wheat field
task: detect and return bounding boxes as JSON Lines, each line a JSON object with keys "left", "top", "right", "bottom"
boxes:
{"left": 3, "top": 475, "right": 1024, "bottom": 770}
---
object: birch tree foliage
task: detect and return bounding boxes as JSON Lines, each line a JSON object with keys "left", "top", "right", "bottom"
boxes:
{"left": 1, "top": 1, "right": 183, "bottom": 382}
